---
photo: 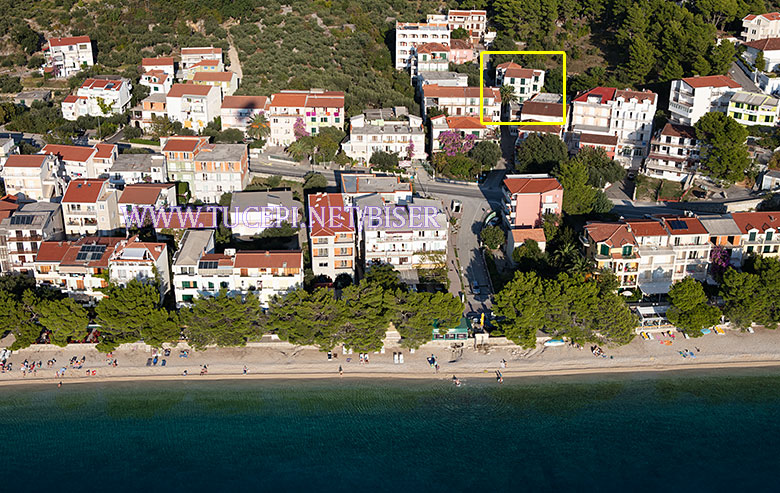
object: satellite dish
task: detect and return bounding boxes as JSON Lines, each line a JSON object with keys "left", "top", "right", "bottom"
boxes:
{"left": 621, "top": 290, "right": 633, "bottom": 297}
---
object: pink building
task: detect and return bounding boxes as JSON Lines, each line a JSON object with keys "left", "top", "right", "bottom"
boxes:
{"left": 449, "top": 39, "right": 475, "bottom": 65}
{"left": 502, "top": 174, "right": 563, "bottom": 254}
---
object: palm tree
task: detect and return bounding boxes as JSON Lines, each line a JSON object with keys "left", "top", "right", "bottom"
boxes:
{"left": 499, "top": 84, "right": 518, "bottom": 107}
{"left": 247, "top": 113, "right": 270, "bottom": 141}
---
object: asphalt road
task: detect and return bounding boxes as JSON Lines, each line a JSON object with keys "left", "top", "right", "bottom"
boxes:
{"left": 729, "top": 60, "right": 761, "bottom": 92}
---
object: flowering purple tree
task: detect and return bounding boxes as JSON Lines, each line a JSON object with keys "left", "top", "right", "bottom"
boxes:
{"left": 709, "top": 245, "right": 731, "bottom": 282}
{"left": 293, "top": 117, "right": 309, "bottom": 140}
{"left": 406, "top": 141, "right": 415, "bottom": 160}
{"left": 438, "top": 130, "right": 476, "bottom": 156}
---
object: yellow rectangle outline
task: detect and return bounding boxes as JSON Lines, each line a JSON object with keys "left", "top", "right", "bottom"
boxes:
{"left": 479, "top": 50, "right": 566, "bottom": 126}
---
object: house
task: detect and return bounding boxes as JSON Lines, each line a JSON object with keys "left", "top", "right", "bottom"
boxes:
{"left": 430, "top": 115, "right": 499, "bottom": 153}
{"left": 668, "top": 75, "right": 741, "bottom": 126}
{"left": 117, "top": 183, "right": 177, "bottom": 227}
{"left": 415, "top": 71, "right": 469, "bottom": 94}
{"left": 43, "top": 36, "right": 94, "bottom": 78}
{"left": 166, "top": 83, "right": 221, "bottom": 131}
{"left": 221, "top": 96, "right": 269, "bottom": 133}
{"left": 107, "top": 235, "right": 171, "bottom": 296}
{"left": 513, "top": 93, "right": 566, "bottom": 140}
{"left": 422, "top": 85, "right": 501, "bottom": 121}
{"left": 61, "top": 78, "right": 132, "bottom": 121}
{"left": 14, "top": 90, "right": 51, "bottom": 107}
{"left": 395, "top": 20, "right": 450, "bottom": 70}
{"left": 731, "top": 211, "right": 780, "bottom": 263}
{"left": 742, "top": 12, "right": 780, "bottom": 42}
{"left": 192, "top": 71, "right": 239, "bottom": 97}
{"left": 762, "top": 169, "right": 780, "bottom": 190}
{"left": 172, "top": 229, "right": 302, "bottom": 306}
{"left": 414, "top": 43, "right": 450, "bottom": 75}
{"left": 495, "top": 62, "right": 545, "bottom": 102}
{"left": 657, "top": 215, "right": 711, "bottom": 284}
{"left": 61, "top": 179, "right": 120, "bottom": 236}
{"left": 140, "top": 70, "right": 173, "bottom": 95}
{"left": 698, "top": 214, "right": 743, "bottom": 269}
{"left": 355, "top": 195, "right": 449, "bottom": 278}
{"left": 727, "top": 91, "right": 780, "bottom": 125}
{"left": 427, "top": 9, "right": 487, "bottom": 44}
{"left": 623, "top": 218, "right": 675, "bottom": 294}
{"left": 267, "top": 90, "right": 345, "bottom": 146}
{"left": 161, "top": 136, "right": 248, "bottom": 203}
{"left": 181, "top": 59, "right": 225, "bottom": 80}
{"left": 0, "top": 138, "right": 14, "bottom": 167}
{"left": 229, "top": 190, "right": 302, "bottom": 238}
{"left": 341, "top": 107, "right": 426, "bottom": 162}
{"left": 41, "top": 143, "right": 117, "bottom": 179}
{"left": 141, "top": 57, "right": 175, "bottom": 75}
{"left": 582, "top": 222, "right": 640, "bottom": 290}
{"left": 108, "top": 153, "right": 168, "bottom": 188}
{"left": 308, "top": 192, "right": 357, "bottom": 282}
{"left": 502, "top": 175, "right": 563, "bottom": 229}
{"left": 180, "top": 47, "right": 223, "bottom": 70}
{"left": 449, "top": 39, "right": 475, "bottom": 64}
{"left": 339, "top": 173, "right": 413, "bottom": 206}
{"left": 0, "top": 195, "right": 24, "bottom": 272}
{"left": 743, "top": 38, "right": 780, "bottom": 72}
{"left": 129, "top": 93, "right": 167, "bottom": 131}
{"left": 643, "top": 122, "right": 700, "bottom": 182}
{"left": 1, "top": 154, "right": 62, "bottom": 201}
{"left": 569, "top": 87, "right": 657, "bottom": 164}
{"left": 0, "top": 201, "right": 64, "bottom": 274}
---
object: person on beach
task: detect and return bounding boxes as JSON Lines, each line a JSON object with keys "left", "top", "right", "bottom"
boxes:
{"left": 57, "top": 381, "right": 62, "bottom": 388}
{"left": 339, "top": 365, "right": 343, "bottom": 376}
{"left": 495, "top": 370, "right": 503, "bottom": 384}
{"left": 182, "top": 370, "right": 188, "bottom": 376}
{"left": 243, "top": 365, "right": 248, "bottom": 375}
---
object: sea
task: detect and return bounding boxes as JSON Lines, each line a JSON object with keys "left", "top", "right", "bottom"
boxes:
{"left": 1, "top": 370, "right": 779, "bottom": 492}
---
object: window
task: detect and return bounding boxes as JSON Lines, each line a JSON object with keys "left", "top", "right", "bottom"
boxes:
{"left": 749, "top": 231, "right": 757, "bottom": 241}
{"left": 622, "top": 245, "right": 632, "bottom": 256}
{"left": 767, "top": 231, "right": 774, "bottom": 241}
{"left": 747, "top": 246, "right": 754, "bottom": 253}
{"left": 599, "top": 244, "right": 609, "bottom": 256}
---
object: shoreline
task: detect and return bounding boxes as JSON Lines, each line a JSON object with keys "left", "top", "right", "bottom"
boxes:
{"left": 4, "top": 358, "right": 780, "bottom": 389}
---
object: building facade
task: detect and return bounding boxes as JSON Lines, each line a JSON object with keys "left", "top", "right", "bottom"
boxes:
{"left": 342, "top": 107, "right": 426, "bottom": 162}
{"left": 166, "top": 83, "right": 221, "bottom": 131}
{"left": 61, "top": 179, "right": 120, "bottom": 236}
{"left": 395, "top": 21, "right": 450, "bottom": 70}
{"left": 668, "top": 75, "right": 741, "bottom": 126}
{"left": 267, "top": 90, "right": 345, "bottom": 147}
{"left": 44, "top": 36, "right": 94, "bottom": 78}
{"left": 62, "top": 78, "right": 132, "bottom": 121}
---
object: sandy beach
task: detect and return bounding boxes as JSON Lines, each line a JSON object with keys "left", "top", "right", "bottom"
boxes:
{"left": 2, "top": 328, "right": 780, "bottom": 387}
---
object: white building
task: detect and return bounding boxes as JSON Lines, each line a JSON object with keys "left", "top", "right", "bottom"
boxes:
{"left": 192, "top": 71, "right": 239, "bottom": 97}
{"left": 727, "top": 91, "right": 780, "bottom": 125}
{"left": 427, "top": 9, "right": 487, "bottom": 43}
{"left": 644, "top": 122, "right": 700, "bottom": 182}
{"left": 267, "top": 90, "right": 345, "bottom": 147}
{"left": 166, "top": 83, "right": 221, "bottom": 131}
{"left": 395, "top": 21, "right": 450, "bottom": 70}
{"left": 742, "top": 12, "right": 780, "bottom": 42}
{"left": 41, "top": 143, "right": 117, "bottom": 180}
{"left": 495, "top": 62, "right": 545, "bottom": 102}
{"left": 308, "top": 192, "right": 356, "bottom": 282}
{"left": 229, "top": 190, "right": 301, "bottom": 238}
{"left": 413, "top": 43, "right": 450, "bottom": 75}
{"left": 61, "top": 178, "right": 120, "bottom": 236}
{"left": 221, "top": 96, "right": 269, "bottom": 134}
{"left": 339, "top": 173, "right": 413, "bottom": 206}
{"left": 180, "top": 47, "right": 223, "bottom": 69}
{"left": 43, "top": 36, "right": 94, "bottom": 78}
{"left": 1, "top": 154, "right": 62, "bottom": 201}
{"left": 140, "top": 70, "right": 173, "bottom": 95}
{"left": 668, "top": 75, "right": 741, "bottom": 126}
{"left": 429, "top": 115, "right": 499, "bottom": 153}
{"left": 108, "top": 153, "right": 168, "bottom": 188}
{"left": 141, "top": 57, "right": 175, "bottom": 75}
{"left": 108, "top": 235, "right": 171, "bottom": 297}
{"left": 422, "top": 85, "right": 501, "bottom": 121}
{"left": 182, "top": 59, "right": 225, "bottom": 81}
{"left": 342, "top": 107, "right": 426, "bottom": 163}
{"left": 415, "top": 71, "right": 469, "bottom": 94}
{"left": 117, "top": 183, "right": 178, "bottom": 227}
{"left": 62, "top": 78, "right": 132, "bottom": 121}
{"left": 130, "top": 93, "right": 168, "bottom": 131}
{"left": 743, "top": 38, "right": 780, "bottom": 72}
{"left": 0, "top": 202, "right": 64, "bottom": 274}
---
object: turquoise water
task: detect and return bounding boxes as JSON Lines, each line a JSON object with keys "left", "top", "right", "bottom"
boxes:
{"left": 2, "top": 372, "right": 780, "bottom": 491}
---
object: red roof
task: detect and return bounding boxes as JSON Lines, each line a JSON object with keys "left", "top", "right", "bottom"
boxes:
{"left": 584, "top": 222, "right": 636, "bottom": 248}
{"left": 167, "top": 83, "right": 214, "bottom": 98}
{"left": 445, "top": 116, "right": 485, "bottom": 129}
{"left": 221, "top": 95, "right": 268, "bottom": 110}
{"left": 731, "top": 212, "right": 780, "bottom": 233}
{"left": 118, "top": 184, "right": 172, "bottom": 205}
{"left": 142, "top": 57, "right": 174, "bottom": 66}
{"left": 416, "top": 43, "right": 450, "bottom": 54}
{"left": 660, "top": 122, "right": 697, "bottom": 140}
{"left": 522, "top": 101, "right": 565, "bottom": 118}
{"left": 450, "top": 39, "right": 472, "bottom": 50}
{"left": 579, "top": 133, "right": 618, "bottom": 146}
{"left": 112, "top": 235, "right": 166, "bottom": 262}
{"left": 191, "top": 60, "right": 221, "bottom": 68}
{"left": 63, "top": 94, "right": 80, "bottom": 103}
{"left": 744, "top": 12, "right": 780, "bottom": 21}
{"left": 162, "top": 136, "right": 208, "bottom": 153}
{"left": 625, "top": 219, "right": 668, "bottom": 237}
{"left": 615, "top": 89, "right": 657, "bottom": 104}
{"left": 47, "top": 36, "right": 91, "bottom": 48}
{"left": 681, "top": 75, "right": 741, "bottom": 89}
{"left": 573, "top": 87, "right": 616, "bottom": 103}
{"left": 497, "top": 62, "right": 542, "bottom": 79}
{"left": 515, "top": 122, "right": 562, "bottom": 134}
{"left": 503, "top": 177, "right": 562, "bottom": 194}
{"left": 511, "top": 228, "right": 546, "bottom": 244}
{"left": 309, "top": 193, "right": 354, "bottom": 236}
{"left": 93, "top": 144, "right": 116, "bottom": 159}
{"left": 269, "top": 92, "right": 308, "bottom": 107}
{"left": 659, "top": 216, "right": 708, "bottom": 235}
{"left": 233, "top": 250, "right": 302, "bottom": 269}
{"left": 4, "top": 155, "right": 48, "bottom": 168}
{"left": 154, "top": 210, "right": 217, "bottom": 229}
{"left": 182, "top": 47, "right": 222, "bottom": 55}
{"left": 744, "top": 37, "right": 780, "bottom": 51}
{"left": 193, "top": 71, "right": 236, "bottom": 82}
{"left": 36, "top": 236, "right": 124, "bottom": 267}
{"left": 81, "top": 78, "right": 124, "bottom": 91}
{"left": 269, "top": 91, "right": 344, "bottom": 109}
{"left": 62, "top": 179, "right": 107, "bottom": 203}
{"left": 42, "top": 144, "right": 96, "bottom": 162}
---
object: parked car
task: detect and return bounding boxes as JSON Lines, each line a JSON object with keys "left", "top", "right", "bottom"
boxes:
{"left": 471, "top": 281, "right": 481, "bottom": 295}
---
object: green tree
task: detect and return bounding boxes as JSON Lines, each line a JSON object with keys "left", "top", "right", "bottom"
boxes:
{"left": 720, "top": 268, "right": 763, "bottom": 329}
{"left": 369, "top": 150, "right": 400, "bottom": 171}
{"left": 364, "top": 262, "right": 404, "bottom": 292}
{"left": 659, "top": 59, "right": 684, "bottom": 82}
{"left": 11, "top": 23, "right": 40, "bottom": 54}
{"left": 337, "top": 280, "right": 392, "bottom": 351}
{"left": 37, "top": 297, "right": 89, "bottom": 347}
{"left": 709, "top": 40, "right": 735, "bottom": 75}
{"left": 573, "top": 146, "right": 626, "bottom": 188}
{"left": 468, "top": 140, "right": 501, "bottom": 170}
{"left": 266, "top": 288, "right": 343, "bottom": 348}
{"left": 695, "top": 112, "right": 750, "bottom": 183}
{"left": 0, "top": 289, "right": 40, "bottom": 350}
{"left": 754, "top": 51, "right": 766, "bottom": 72}
{"left": 499, "top": 84, "right": 517, "bottom": 107}
{"left": 592, "top": 292, "right": 637, "bottom": 344}
{"left": 303, "top": 171, "right": 328, "bottom": 190}
{"left": 246, "top": 112, "right": 270, "bottom": 141}
{"left": 514, "top": 133, "right": 567, "bottom": 173}
{"left": 181, "top": 290, "right": 263, "bottom": 348}
{"left": 480, "top": 225, "right": 506, "bottom": 250}
{"left": 492, "top": 271, "right": 546, "bottom": 348}
{"left": 553, "top": 157, "right": 597, "bottom": 215}
{"left": 393, "top": 291, "right": 463, "bottom": 349}
{"left": 622, "top": 34, "right": 656, "bottom": 85}
{"left": 666, "top": 277, "right": 720, "bottom": 337}
{"left": 451, "top": 27, "right": 470, "bottom": 39}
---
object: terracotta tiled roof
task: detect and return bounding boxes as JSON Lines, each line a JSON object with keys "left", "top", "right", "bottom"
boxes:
{"left": 744, "top": 12, "right": 780, "bottom": 21}
{"left": 573, "top": 87, "right": 617, "bottom": 103}
{"left": 47, "top": 36, "right": 90, "bottom": 48}
{"left": 585, "top": 222, "right": 636, "bottom": 247}
{"left": 515, "top": 121, "right": 562, "bottom": 134}
{"left": 193, "top": 71, "right": 236, "bottom": 82}
{"left": 624, "top": 219, "right": 668, "bottom": 237}
{"left": 81, "top": 78, "right": 124, "bottom": 91}
{"left": 63, "top": 94, "right": 80, "bottom": 103}
{"left": 615, "top": 89, "right": 657, "bottom": 104}
{"left": 118, "top": 184, "right": 171, "bottom": 205}
{"left": 62, "top": 179, "right": 106, "bottom": 203}
{"left": 309, "top": 193, "right": 354, "bottom": 236}
{"left": 681, "top": 75, "right": 741, "bottom": 89}
{"left": 416, "top": 43, "right": 449, "bottom": 54}
{"left": 659, "top": 216, "right": 708, "bottom": 235}
{"left": 167, "top": 83, "right": 214, "bottom": 98}
{"left": 660, "top": 122, "right": 697, "bottom": 140}
{"left": 233, "top": 250, "right": 302, "bottom": 269}
{"left": 423, "top": 84, "right": 501, "bottom": 101}
{"left": 579, "top": 133, "right": 618, "bottom": 146}
{"left": 181, "top": 47, "right": 222, "bottom": 55}
{"left": 221, "top": 95, "right": 268, "bottom": 110}
{"left": 42, "top": 144, "right": 96, "bottom": 162}
{"left": 445, "top": 116, "right": 485, "bottom": 129}
{"left": 503, "top": 177, "right": 562, "bottom": 194}
{"left": 162, "top": 136, "right": 208, "bottom": 153}
{"left": 744, "top": 37, "right": 780, "bottom": 51}
{"left": 93, "top": 144, "right": 116, "bottom": 159}
{"left": 4, "top": 155, "right": 48, "bottom": 168}
{"left": 142, "top": 57, "right": 174, "bottom": 66}
{"left": 511, "top": 228, "right": 546, "bottom": 244}
{"left": 731, "top": 211, "right": 780, "bottom": 233}
{"left": 450, "top": 39, "right": 472, "bottom": 50}
{"left": 269, "top": 91, "right": 344, "bottom": 109}
{"left": 522, "top": 101, "right": 565, "bottom": 118}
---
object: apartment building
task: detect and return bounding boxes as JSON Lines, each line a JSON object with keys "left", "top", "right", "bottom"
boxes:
{"left": 220, "top": 95, "right": 269, "bottom": 133}
{"left": 229, "top": 190, "right": 301, "bottom": 238}
{"left": 192, "top": 71, "right": 239, "bottom": 97}
{"left": 743, "top": 38, "right": 780, "bottom": 72}
{"left": 495, "top": 62, "right": 545, "bottom": 102}
{"left": 449, "top": 39, "right": 475, "bottom": 64}
{"left": 429, "top": 114, "right": 499, "bottom": 154}
{"left": 130, "top": 93, "right": 167, "bottom": 131}
{"left": 33, "top": 236, "right": 122, "bottom": 299}
{"left": 308, "top": 192, "right": 356, "bottom": 282}
{"left": 173, "top": 229, "right": 302, "bottom": 306}
{"left": 732, "top": 212, "right": 780, "bottom": 263}
{"left": 502, "top": 175, "right": 563, "bottom": 229}
{"left": 43, "top": 36, "right": 94, "bottom": 78}
{"left": 513, "top": 93, "right": 566, "bottom": 140}
{"left": 0, "top": 202, "right": 64, "bottom": 274}
{"left": 180, "top": 47, "right": 223, "bottom": 69}
{"left": 342, "top": 107, "right": 426, "bottom": 162}
{"left": 416, "top": 71, "right": 469, "bottom": 94}
{"left": 41, "top": 143, "right": 116, "bottom": 180}
{"left": 340, "top": 173, "right": 413, "bottom": 206}
{"left": 414, "top": 43, "right": 450, "bottom": 75}
{"left": 1, "top": 154, "right": 62, "bottom": 201}
{"left": 422, "top": 85, "right": 501, "bottom": 121}
{"left": 267, "top": 90, "right": 345, "bottom": 146}
{"left": 107, "top": 235, "right": 171, "bottom": 296}
{"left": 658, "top": 215, "right": 711, "bottom": 283}
{"left": 117, "top": 183, "right": 177, "bottom": 227}
{"left": 727, "top": 91, "right": 780, "bottom": 126}
{"left": 161, "top": 136, "right": 248, "bottom": 203}
{"left": 698, "top": 214, "right": 743, "bottom": 270}
{"left": 427, "top": 9, "right": 486, "bottom": 43}
{"left": 182, "top": 59, "right": 225, "bottom": 80}
{"left": 141, "top": 57, "right": 175, "bottom": 75}
{"left": 395, "top": 20, "right": 450, "bottom": 70}
{"left": 108, "top": 153, "right": 168, "bottom": 188}
{"left": 582, "top": 222, "right": 640, "bottom": 290}
{"left": 62, "top": 78, "right": 132, "bottom": 121}
{"left": 140, "top": 70, "right": 172, "bottom": 95}
{"left": 61, "top": 179, "right": 120, "bottom": 236}
{"left": 742, "top": 12, "right": 780, "bottom": 42}
{"left": 0, "top": 195, "right": 20, "bottom": 273}
{"left": 644, "top": 122, "right": 700, "bottom": 182}
{"left": 166, "top": 83, "right": 221, "bottom": 131}
{"left": 668, "top": 75, "right": 741, "bottom": 126}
